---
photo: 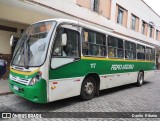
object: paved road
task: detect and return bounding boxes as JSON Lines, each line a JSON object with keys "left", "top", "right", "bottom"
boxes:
{"left": 0, "top": 72, "right": 160, "bottom": 121}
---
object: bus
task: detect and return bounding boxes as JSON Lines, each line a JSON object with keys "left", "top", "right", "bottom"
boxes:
{"left": 9, "top": 19, "right": 156, "bottom": 103}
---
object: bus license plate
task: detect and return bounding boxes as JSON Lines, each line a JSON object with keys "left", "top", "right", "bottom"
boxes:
{"left": 13, "top": 85, "right": 19, "bottom": 91}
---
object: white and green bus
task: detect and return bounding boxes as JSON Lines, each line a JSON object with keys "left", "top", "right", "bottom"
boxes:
{"left": 9, "top": 19, "right": 156, "bottom": 103}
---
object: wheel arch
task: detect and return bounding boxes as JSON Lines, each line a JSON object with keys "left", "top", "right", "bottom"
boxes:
{"left": 82, "top": 73, "right": 100, "bottom": 96}
{"left": 139, "top": 70, "right": 144, "bottom": 76}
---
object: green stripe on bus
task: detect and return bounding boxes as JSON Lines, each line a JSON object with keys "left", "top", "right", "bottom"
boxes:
{"left": 49, "top": 59, "right": 155, "bottom": 80}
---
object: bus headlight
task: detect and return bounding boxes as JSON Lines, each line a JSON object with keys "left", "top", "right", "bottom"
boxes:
{"left": 29, "top": 71, "right": 42, "bottom": 86}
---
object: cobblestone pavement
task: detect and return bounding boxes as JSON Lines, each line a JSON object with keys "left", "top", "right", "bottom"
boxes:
{"left": 0, "top": 72, "right": 160, "bottom": 121}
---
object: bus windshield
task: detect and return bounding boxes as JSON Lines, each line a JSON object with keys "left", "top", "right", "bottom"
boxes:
{"left": 12, "top": 21, "right": 56, "bottom": 68}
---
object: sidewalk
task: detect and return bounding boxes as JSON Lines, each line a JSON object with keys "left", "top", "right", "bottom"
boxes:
{"left": 0, "top": 78, "right": 12, "bottom": 95}
{"left": 156, "top": 69, "right": 160, "bottom": 73}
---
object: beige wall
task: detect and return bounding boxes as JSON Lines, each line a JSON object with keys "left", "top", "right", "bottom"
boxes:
{"left": 0, "top": 2, "right": 51, "bottom": 55}
{"left": 130, "top": 15, "right": 139, "bottom": 32}
{"left": 115, "top": 4, "right": 128, "bottom": 27}
{"left": 115, "top": 4, "right": 118, "bottom": 24}
{"left": 77, "top": 0, "right": 111, "bottom": 19}
{"left": 123, "top": 9, "right": 128, "bottom": 27}
{"left": 158, "top": 31, "right": 160, "bottom": 41}
{"left": 0, "top": 30, "right": 13, "bottom": 54}
{"left": 135, "top": 17, "right": 139, "bottom": 32}
{"left": 0, "top": 20, "right": 28, "bottom": 54}
{"left": 0, "top": 3, "right": 50, "bottom": 24}
{"left": 99, "top": 0, "right": 111, "bottom": 19}
{"left": 0, "top": 20, "right": 28, "bottom": 36}
{"left": 144, "top": 23, "right": 148, "bottom": 36}
{"left": 77, "top": 0, "right": 91, "bottom": 9}
{"left": 0, "top": 0, "right": 160, "bottom": 49}
{"left": 152, "top": 28, "right": 155, "bottom": 39}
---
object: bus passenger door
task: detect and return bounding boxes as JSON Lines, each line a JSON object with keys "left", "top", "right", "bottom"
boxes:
{"left": 49, "top": 24, "right": 81, "bottom": 101}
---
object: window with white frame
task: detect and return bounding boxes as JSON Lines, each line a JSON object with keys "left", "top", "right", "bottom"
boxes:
{"left": 142, "top": 21, "right": 145, "bottom": 34}
{"left": 117, "top": 7, "right": 123, "bottom": 25}
{"left": 156, "top": 29, "right": 159, "bottom": 40}
{"left": 149, "top": 25, "right": 153, "bottom": 38}
{"left": 91, "top": 0, "right": 99, "bottom": 12}
{"left": 131, "top": 14, "right": 136, "bottom": 30}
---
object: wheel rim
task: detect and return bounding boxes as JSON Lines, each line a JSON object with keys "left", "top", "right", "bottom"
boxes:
{"left": 84, "top": 82, "right": 94, "bottom": 95}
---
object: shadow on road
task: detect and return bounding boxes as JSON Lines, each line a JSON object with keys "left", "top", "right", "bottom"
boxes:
{"left": 99, "top": 81, "right": 151, "bottom": 96}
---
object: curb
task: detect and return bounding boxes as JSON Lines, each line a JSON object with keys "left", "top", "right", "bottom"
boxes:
{"left": 156, "top": 70, "right": 160, "bottom": 73}
{"left": 0, "top": 91, "right": 13, "bottom": 96}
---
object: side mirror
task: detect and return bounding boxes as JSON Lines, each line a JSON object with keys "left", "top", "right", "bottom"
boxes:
{"left": 61, "top": 34, "right": 67, "bottom": 46}
{"left": 10, "top": 35, "right": 14, "bottom": 46}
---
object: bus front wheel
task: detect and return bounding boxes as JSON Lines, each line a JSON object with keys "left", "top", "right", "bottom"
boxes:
{"left": 80, "top": 76, "right": 96, "bottom": 100}
{"left": 137, "top": 71, "right": 144, "bottom": 87}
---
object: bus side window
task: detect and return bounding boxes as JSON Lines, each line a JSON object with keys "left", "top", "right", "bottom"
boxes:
{"left": 52, "top": 28, "right": 63, "bottom": 56}
{"left": 137, "top": 52, "right": 141, "bottom": 59}
{"left": 137, "top": 44, "right": 145, "bottom": 60}
{"left": 52, "top": 27, "right": 79, "bottom": 58}
{"left": 108, "top": 36, "right": 123, "bottom": 58}
{"left": 151, "top": 49, "right": 155, "bottom": 61}
{"left": 82, "top": 29, "right": 106, "bottom": 57}
{"left": 118, "top": 49, "right": 123, "bottom": 58}
{"left": 146, "top": 47, "right": 151, "bottom": 60}
{"left": 108, "top": 47, "right": 115, "bottom": 57}
{"left": 125, "top": 41, "right": 136, "bottom": 60}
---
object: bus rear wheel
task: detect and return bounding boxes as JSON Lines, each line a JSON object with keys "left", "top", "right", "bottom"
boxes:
{"left": 80, "top": 76, "right": 96, "bottom": 100}
{"left": 137, "top": 71, "right": 144, "bottom": 87}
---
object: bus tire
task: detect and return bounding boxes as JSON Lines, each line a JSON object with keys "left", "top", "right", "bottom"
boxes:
{"left": 137, "top": 71, "right": 144, "bottom": 87}
{"left": 80, "top": 76, "right": 96, "bottom": 100}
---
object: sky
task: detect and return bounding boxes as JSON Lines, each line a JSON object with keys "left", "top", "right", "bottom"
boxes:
{"left": 143, "top": 0, "right": 160, "bottom": 16}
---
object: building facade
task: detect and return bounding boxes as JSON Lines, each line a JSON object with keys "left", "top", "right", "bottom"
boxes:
{"left": 0, "top": 0, "right": 160, "bottom": 77}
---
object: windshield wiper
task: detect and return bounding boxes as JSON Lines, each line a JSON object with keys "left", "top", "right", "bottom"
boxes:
{"left": 13, "top": 34, "right": 27, "bottom": 58}
{"left": 12, "top": 34, "right": 28, "bottom": 68}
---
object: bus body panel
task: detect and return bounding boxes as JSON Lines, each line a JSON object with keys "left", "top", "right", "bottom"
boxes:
{"left": 48, "top": 57, "right": 155, "bottom": 102}
{"left": 48, "top": 77, "right": 83, "bottom": 102}
{"left": 99, "top": 72, "right": 138, "bottom": 90}
{"left": 144, "top": 70, "right": 156, "bottom": 80}
{"left": 49, "top": 58, "right": 155, "bottom": 80}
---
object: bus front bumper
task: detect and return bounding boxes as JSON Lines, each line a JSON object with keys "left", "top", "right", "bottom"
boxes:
{"left": 9, "top": 79, "right": 47, "bottom": 103}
